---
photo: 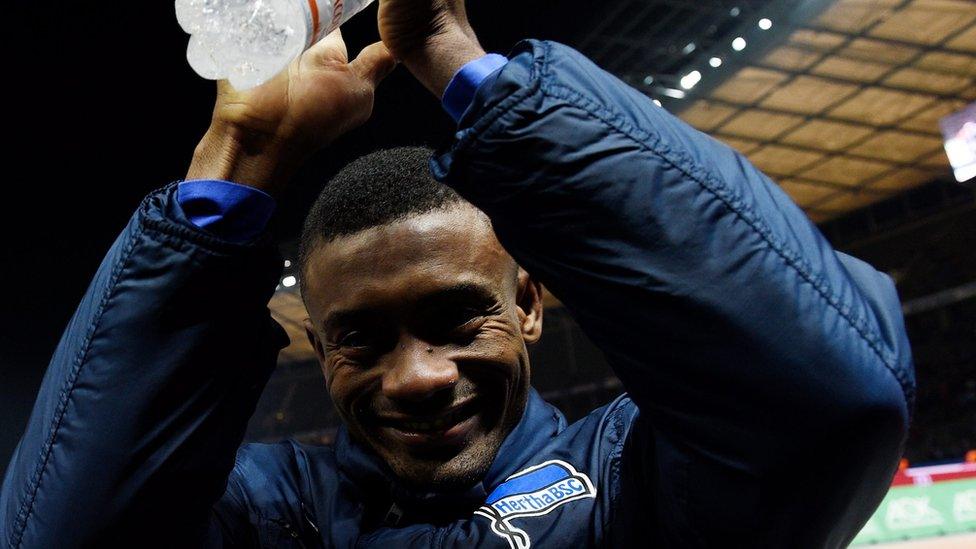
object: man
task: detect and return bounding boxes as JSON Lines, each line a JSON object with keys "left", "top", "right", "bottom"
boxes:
{"left": 1, "top": 0, "right": 914, "bottom": 546}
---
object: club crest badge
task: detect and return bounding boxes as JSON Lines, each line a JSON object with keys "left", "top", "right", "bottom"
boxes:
{"left": 475, "top": 460, "right": 596, "bottom": 549}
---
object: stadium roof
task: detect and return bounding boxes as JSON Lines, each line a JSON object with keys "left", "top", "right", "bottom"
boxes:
{"left": 655, "top": 0, "right": 975, "bottom": 222}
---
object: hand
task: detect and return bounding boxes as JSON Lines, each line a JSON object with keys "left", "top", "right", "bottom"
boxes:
{"left": 377, "top": 0, "right": 486, "bottom": 97}
{"left": 187, "top": 30, "right": 396, "bottom": 195}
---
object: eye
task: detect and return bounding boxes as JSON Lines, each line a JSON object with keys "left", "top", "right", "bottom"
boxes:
{"left": 444, "top": 306, "right": 487, "bottom": 333}
{"left": 338, "top": 330, "right": 372, "bottom": 349}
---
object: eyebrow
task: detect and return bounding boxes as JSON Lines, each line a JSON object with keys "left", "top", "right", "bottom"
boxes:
{"left": 417, "top": 282, "right": 498, "bottom": 308}
{"left": 323, "top": 309, "right": 380, "bottom": 334}
{"left": 322, "top": 282, "right": 498, "bottom": 333}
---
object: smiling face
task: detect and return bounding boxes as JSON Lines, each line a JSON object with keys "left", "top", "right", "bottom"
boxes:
{"left": 302, "top": 204, "right": 543, "bottom": 489}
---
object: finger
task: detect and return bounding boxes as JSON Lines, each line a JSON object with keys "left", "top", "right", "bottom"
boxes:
{"left": 216, "top": 79, "right": 233, "bottom": 97}
{"left": 350, "top": 41, "right": 398, "bottom": 87}
{"left": 307, "top": 27, "right": 349, "bottom": 64}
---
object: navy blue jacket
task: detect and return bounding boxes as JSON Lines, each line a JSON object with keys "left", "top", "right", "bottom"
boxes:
{"left": 2, "top": 41, "right": 914, "bottom": 548}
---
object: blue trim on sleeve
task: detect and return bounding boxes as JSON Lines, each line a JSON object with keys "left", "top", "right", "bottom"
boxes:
{"left": 442, "top": 54, "right": 509, "bottom": 123}
{"left": 177, "top": 179, "right": 276, "bottom": 244}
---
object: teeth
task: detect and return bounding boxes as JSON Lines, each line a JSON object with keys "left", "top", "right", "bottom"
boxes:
{"left": 398, "top": 406, "right": 470, "bottom": 433}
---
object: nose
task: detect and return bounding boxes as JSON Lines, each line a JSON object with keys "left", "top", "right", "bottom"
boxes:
{"left": 381, "top": 338, "right": 459, "bottom": 403}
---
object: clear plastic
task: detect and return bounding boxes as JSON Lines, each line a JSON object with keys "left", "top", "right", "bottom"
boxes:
{"left": 176, "top": 0, "right": 376, "bottom": 90}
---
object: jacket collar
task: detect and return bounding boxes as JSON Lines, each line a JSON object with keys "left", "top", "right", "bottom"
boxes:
{"left": 333, "top": 388, "right": 566, "bottom": 524}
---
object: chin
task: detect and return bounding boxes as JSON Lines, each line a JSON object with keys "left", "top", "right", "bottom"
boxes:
{"left": 388, "top": 436, "right": 501, "bottom": 491}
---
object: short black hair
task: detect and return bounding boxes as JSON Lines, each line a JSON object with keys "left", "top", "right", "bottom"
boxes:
{"left": 298, "top": 146, "right": 465, "bottom": 278}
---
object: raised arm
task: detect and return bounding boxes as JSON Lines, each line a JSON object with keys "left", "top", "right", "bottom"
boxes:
{"left": 1, "top": 33, "right": 395, "bottom": 547}
{"left": 380, "top": 3, "right": 915, "bottom": 546}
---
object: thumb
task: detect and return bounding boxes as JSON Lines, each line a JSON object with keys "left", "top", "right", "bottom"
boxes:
{"left": 216, "top": 79, "right": 233, "bottom": 97}
{"left": 350, "top": 41, "right": 398, "bottom": 87}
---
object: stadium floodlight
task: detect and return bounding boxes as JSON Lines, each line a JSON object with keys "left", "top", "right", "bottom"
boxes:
{"left": 759, "top": 18, "right": 773, "bottom": 30}
{"left": 282, "top": 276, "right": 298, "bottom": 288}
{"left": 732, "top": 37, "right": 747, "bottom": 51}
{"left": 661, "top": 88, "right": 686, "bottom": 99}
{"left": 284, "top": 260, "right": 292, "bottom": 268}
{"left": 643, "top": 75, "right": 654, "bottom": 85}
{"left": 683, "top": 42, "right": 697, "bottom": 55}
{"left": 653, "top": 99, "right": 663, "bottom": 107}
{"left": 680, "top": 70, "right": 702, "bottom": 90}
{"left": 709, "top": 57, "right": 723, "bottom": 68}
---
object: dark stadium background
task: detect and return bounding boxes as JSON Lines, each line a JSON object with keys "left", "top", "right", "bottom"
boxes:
{"left": 2, "top": 0, "right": 973, "bottom": 484}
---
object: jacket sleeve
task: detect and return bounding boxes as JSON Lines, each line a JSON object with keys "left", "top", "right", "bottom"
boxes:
{"left": 1, "top": 185, "right": 287, "bottom": 547}
{"left": 431, "top": 40, "right": 915, "bottom": 547}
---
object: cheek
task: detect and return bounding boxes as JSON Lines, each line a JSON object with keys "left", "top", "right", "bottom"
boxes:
{"left": 463, "top": 320, "right": 526, "bottom": 371}
{"left": 326, "top": 365, "right": 375, "bottom": 416}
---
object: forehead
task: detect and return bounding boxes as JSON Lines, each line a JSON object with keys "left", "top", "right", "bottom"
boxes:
{"left": 303, "top": 206, "right": 514, "bottom": 318}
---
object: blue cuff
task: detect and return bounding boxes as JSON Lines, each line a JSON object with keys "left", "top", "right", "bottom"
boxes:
{"left": 442, "top": 53, "right": 509, "bottom": 123}
{"left": 177, "top": 179, "right": 276, "bottom": 244}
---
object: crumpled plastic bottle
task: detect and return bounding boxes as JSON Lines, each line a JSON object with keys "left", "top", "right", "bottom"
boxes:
{"left": 176, "top": 0, "right": 375, "bottom": 89}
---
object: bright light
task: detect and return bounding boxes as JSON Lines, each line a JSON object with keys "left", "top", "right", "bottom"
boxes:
{"left": 643, "top": 75, "right": 654, "bottom": 85}
{"left": 682, "top": 42, "right": 697, "bottom": 55}
{"left": 732, "top": 37, "right": 747, "bottom": 51}
{"left": 284, "top": 260, "right": 292, "bottom": 268}
{"left": 940, "top": 104, "right": 976, "bottom": 183}
{"left": 680, "top": 70, "right": 702, "bottom": 90}
{"left": 662, "top": 87, "right": 686, "bottom": 99}
{"left": 730, "top": 7, "right": 741, "bottom": 17}
{"left": 709, "top": 57, "right": 723, "bottom": 68}
{"left": 282, "top": 276, "right": 297, "bottom": 288}
{"left": 758, "top": 18, "right": 773, "bottom": 30}
{"left": 653, "top": 99, "right": 663, "bottom": 107}
{"left": 957, "top": 163, "right": 976, "bottom": 182}
{"left": 943, "top": 124, "right": 976, "bottom": 183}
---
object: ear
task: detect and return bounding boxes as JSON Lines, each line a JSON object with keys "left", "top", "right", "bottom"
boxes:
{"left": 304, "top": 318, "right": 330, "bottom": 382}
{"left": 515, "top": 267, "right": 544, "bottom": 345}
